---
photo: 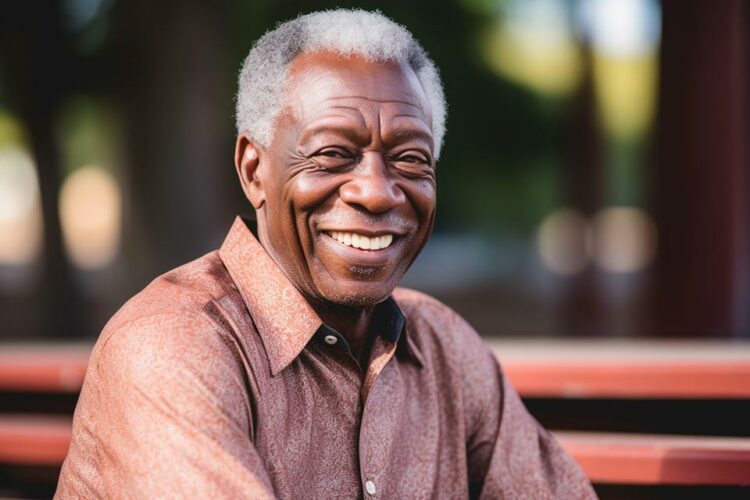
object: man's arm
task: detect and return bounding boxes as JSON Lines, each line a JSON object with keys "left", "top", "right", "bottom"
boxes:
{"left": 452, "top": 314, "right": 596, "bottom": 499}
{"left": 468, "top": 366, "right": 597, "bottom": 499}
{"left": 56, "top": 314, "right": 275, "bottom": 499}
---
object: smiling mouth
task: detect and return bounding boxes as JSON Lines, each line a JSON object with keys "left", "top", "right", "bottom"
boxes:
{"left": 325, "top": 231, "right": 395, "bottom": 251}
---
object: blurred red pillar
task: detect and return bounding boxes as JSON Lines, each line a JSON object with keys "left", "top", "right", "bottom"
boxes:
{"left": 653, "top": 0, "right": 749, "bottom": 336}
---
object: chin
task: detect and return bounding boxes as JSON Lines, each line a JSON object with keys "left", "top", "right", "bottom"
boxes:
{"left": 316, "top": 279, "right": 397, "bottom": 307}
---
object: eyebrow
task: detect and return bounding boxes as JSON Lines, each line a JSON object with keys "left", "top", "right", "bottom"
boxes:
{"left": 389, "top": 128, "right": 433, "bottom": 144}
{"left": 386, "top": 116, "right": 434, "bottom": 145}
{"left": 299, "top": 120, "right": 371, "bottom": 146}
{"left": 298, "top": 108, "right": 433, "bottom": 148}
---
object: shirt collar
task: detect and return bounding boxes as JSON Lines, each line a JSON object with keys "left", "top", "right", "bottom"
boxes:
{"left": 219, "top": 216, "right": 423, "bottom": 375}
{"left": 219, "top": 217, "right": 321, "bottom": 376}
{"left": 375, "top": 298, "right": 425, "bottom": 368}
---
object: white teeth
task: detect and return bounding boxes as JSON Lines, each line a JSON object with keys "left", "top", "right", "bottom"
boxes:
{"left": 328, "top": 231, "right": 395, "bottom": 250}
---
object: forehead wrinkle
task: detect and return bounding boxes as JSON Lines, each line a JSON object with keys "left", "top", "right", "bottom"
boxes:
{"left": 297, "top": 100, "right": 368, "bottom": 135}
{"left": 324, "top": 95, "right": 425, "bottom": 109}
{"left": 310, "top": 106, "right": 368, "bottom": 128}
{"left": 392, "top": 112, "right": 427, "bottom": 119}
{"left": 315, "top": 104, "right": 367, "bottom": 115}
{"left": 302, "top": 101, "right": 366, "bottom": 120}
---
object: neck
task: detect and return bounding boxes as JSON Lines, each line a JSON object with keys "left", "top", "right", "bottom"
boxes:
{"left": 311, "top": 299, "right": 377, "bottom": 363}
{"left": 253, "top": 220, "right": 379, "bottom": 364}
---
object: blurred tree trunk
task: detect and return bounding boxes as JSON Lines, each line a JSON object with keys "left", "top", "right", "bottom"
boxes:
{"left": 0, "top": 1, "right": 80, "bottom": 339}
{"left": 561, "top": 47, "right": 606, "bottom": 337}
{"left": 111, "top": 0, "right": 237, "bottom": 288}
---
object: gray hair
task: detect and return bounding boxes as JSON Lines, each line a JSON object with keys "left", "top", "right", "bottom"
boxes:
{"left": 236, "top": 9, "right": 447, "bottom": 159}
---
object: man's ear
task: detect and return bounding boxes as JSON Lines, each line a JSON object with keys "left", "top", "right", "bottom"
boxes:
{"left": 234, "top": 132, "right": 266, "bottom": 209}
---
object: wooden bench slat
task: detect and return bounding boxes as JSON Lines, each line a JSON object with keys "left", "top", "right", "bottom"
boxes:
{"left": 0, "top": 415, "right": 72, "bottom": 466}
{"left": 2, "top": 416, "right": 750, "bottom": 487}
{"left": 0, "top": 355, "right": 89, "bottom": 393}
{"left": 3, "top": 340, "right": 750, "bottom": 398}
{"left": 554, "top": 431, "right": 750, "bottom": 485}
{"left": 503, "top": 362, "right": 750, "bottom": 399}
{"left": 491, "top": 339, "right": 750, "bottom": 399}
{"left": 0, "top": 343, "right": 91, "bottom": 393}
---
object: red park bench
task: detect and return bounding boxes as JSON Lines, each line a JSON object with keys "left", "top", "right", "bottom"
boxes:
{"left": 1, "top": 339, "right": 749, "bottom": 493}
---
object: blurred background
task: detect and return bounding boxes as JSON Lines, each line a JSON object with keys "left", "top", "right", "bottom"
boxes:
{"left": 1, "top": 0, "right": 748, "bottom": 342}
{"left": 1, "top": 0, "right": 749, "bottom": 498}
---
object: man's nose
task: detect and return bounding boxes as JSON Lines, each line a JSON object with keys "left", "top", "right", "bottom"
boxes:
{"left": 339, "top": 152, "right": 406, "bottom": 213}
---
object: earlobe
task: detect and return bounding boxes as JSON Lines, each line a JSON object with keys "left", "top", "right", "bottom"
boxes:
{"left": 234, "top": 133, "right": 266, "bottom": 209}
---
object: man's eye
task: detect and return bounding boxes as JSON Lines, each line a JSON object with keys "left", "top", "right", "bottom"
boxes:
{"left": 397, "top": 155, "right": 428, "bottom": 164}
{"left": 309, "top": 148, "right": 356, "bottom": 171}
{"left": 316, "top": 149, "right": 351, "bottom": 159}
{"left": 390, "top": 152, "right": 433, "bottom": 173}
{"left": 390, "top": 149, "right": 432, "bottom": 165}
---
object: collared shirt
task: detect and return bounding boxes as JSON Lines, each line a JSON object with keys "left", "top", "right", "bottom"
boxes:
{"left": 56, "top": 217, "right": 595, "bottom": 499}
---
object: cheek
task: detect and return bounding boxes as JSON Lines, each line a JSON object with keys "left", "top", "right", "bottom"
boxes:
{"left": 402, "top": 180, "right": 437, "bottom": 221}
{"left": 284, "top": 174, "right": 343, "bottom": 212}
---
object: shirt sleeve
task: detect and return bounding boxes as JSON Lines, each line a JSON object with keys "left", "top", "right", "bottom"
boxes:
{"left": 55, "top": 313, "right": 276, "bottom": 499}
{"left": 452, "top": 317, "right": 596, "bottom": 499}
{"left": 472, "top": 367, "right": 597, "bottom": 499}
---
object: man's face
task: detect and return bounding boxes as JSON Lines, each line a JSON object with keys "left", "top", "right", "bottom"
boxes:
{"left": 245, "top": 52, "right": 437, "bottom": 307}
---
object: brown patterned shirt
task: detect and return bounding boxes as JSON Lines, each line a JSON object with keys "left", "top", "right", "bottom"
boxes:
{"left": 56, "top": 217, "right": 595, "bottom": 499}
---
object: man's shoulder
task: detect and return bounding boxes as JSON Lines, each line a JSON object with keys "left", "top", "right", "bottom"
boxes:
{"left": 392, "top": 288, "right": 501, "bottom": 421}
{"left": 92, "top": 250, "right": 242, "bottom": 368}
{"left": 64, "top": 257, "right": 253, "bottom": 494}
{"left": 392, "top": 286, "right": 446, "bottom": 310}
{"left": 106, "top": 250, "right": 235, "bottom": 332}
{"left": 393, "top": 287, "right": 473, "bottom": 330}
{"left": 392, "top": 287, "right": 489, "bottom": 357}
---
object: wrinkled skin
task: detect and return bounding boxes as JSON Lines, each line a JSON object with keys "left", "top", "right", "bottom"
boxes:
{"left": 235, "top": 52, "right": 437, "bottom": 354}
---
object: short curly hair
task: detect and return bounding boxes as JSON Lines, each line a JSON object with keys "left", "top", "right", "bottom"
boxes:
{"left": 235, "top": 9, "right": 447, "bottom": 159}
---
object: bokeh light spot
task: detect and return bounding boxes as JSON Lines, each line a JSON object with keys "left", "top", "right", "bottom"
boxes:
{"left": 537, "top": 209, "right": 590, "bottom": 276}
{"left": 482, "top": 0, "right": 583, "bottom": 98}
{"left": 591, "top": 207, "right": 657, "bottom": 273}
{"left": 0, "top": 146, "right": 43, "bottom": 266}
{"left": 59, "top": 165, "right": 121, "bottom": 270}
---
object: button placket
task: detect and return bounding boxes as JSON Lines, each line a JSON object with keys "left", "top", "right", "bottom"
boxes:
{"left": 359, "top": 355, "right": 400, "bottom": 500}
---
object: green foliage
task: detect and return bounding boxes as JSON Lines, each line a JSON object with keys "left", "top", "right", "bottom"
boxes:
{"left": 55, "top": 95, "right": 119, "bottom": 175}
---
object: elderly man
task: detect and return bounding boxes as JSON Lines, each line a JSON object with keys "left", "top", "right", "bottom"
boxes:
{"left": 57, "top": 9, "right": 595, "bottom": 499}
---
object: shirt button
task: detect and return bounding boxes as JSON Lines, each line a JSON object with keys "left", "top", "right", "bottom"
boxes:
{"left": 365, "top": 480, "right": 376, "bottom": 495}
{"left": 324, "top": 334, "right": 338, "bottom": 345}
